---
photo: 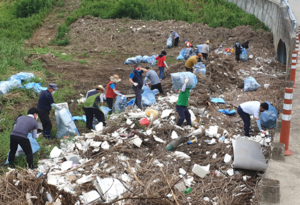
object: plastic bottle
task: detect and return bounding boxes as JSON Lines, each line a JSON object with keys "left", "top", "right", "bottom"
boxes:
{"left": 185, "top": 188, "right": 192, "bottom": 194}
{"left": 166, "top": 136, "right": 187, "bottom": 151}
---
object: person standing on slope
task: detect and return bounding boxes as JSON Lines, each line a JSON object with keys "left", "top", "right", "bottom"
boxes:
{"left": 155, "top": 51, "right": 168, "bottom": 80}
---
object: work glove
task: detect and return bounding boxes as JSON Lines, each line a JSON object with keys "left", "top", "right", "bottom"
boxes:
{"left": 133, "top": 83, "right": 138, "bottom": 86}
{"left": 184, "top": 78, "right": 189, "bottom": 83}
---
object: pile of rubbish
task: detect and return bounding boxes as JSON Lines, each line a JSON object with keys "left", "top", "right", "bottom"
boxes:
{"left": 0, "top": 72, "right": 47, "bottom": 95}
{"left": 124, "top": 55, "right": 158, "bottom": 67}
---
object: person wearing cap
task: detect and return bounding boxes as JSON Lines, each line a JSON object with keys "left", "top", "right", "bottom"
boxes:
{"left": 202, "top": 40, "right": 210, "bottom": 60}
{"left": 238, "top": 101, "right": 269, "bottom": 137}
{"left": 8, "top": 108, "right": 40, "bottom": 169}
{"left": 106, "top": 75, "right": 122, "bottom": 114}
{"left": 144, "top": 67, "right": 164, "bottom": 94}
{"left": 37, "top": 83, "right": 60, "bottom": 139}
{"left": 185, "top": 53, "right": 202, "bottom": 73}
{"left": 184, "top": 39, "right": 192, "bottom": 48}
{"left": 176, "top": 78, "right": 192, "bottom": 126}
{"left": 170, "top": 30, "right": 180, "bottom": 47}
{"left": 129, "top": 64, "right": 148, "bottom": 109}
{"left": 155, "top": 51, "right": 168, "bottom": 80}
{"left": 84, "top": 85, "right": 107, "bottom": 130}
{"left": 184, "top": 45, "right": 194, "bottom": 60}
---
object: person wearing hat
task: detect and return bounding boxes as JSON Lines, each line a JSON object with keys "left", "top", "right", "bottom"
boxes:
{"left": 176, "top": 78, "right": 192, "bottom": 126}
{"left": 129, "top": 64, "right": 148, "bottom": 109}
{"left": 37, "top": 83, "right": 60, "bottom": 139}
{"left": 184, "top": 39, "right": 192, "bottom": 48}
{"left": 185, "top": 53, "right": 202, "bottom": 73}
{"left": 170, "top": 30, "right": 180, "bottom": 47}
{"left": 155, "top": 51, "right": 168, "bottom": 80}
{"left": 8, "top": 108, "right": 40, "bottom": 169}
{"left": 202, "top": 40, "right": 210, "bottom": 60}
{"left": 184, "top": 45, "right": 194, "bottom": 60}
{"left": 106, "top": 75, "right": 122, "bottom": 114}
{"left": 144, "top": 67, "right": 164, "bottom": 94}
{"left": 238, "top": 101, "right": 269, "bottom": 137}
{"left": 84, "top": 85, "right": 107, "bottom": 130}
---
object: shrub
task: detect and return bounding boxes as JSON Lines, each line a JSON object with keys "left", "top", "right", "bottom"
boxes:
{"left": 15, "top": 0, "right": 56, "bottom": 18}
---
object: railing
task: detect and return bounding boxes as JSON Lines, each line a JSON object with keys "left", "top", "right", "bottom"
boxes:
{"left": 280, "top": 0, "right": 297, "bottom": 34}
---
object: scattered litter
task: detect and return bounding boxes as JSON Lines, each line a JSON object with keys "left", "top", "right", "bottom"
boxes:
{"left": 192, "top": 164, "right": 210, "bottom": 178}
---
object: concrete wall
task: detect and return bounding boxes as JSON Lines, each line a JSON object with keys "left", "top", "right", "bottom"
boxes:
{"left": 224, "top": 0, "right": 296, "bottom": 77}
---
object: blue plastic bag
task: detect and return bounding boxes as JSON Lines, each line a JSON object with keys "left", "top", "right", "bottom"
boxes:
{"left": 170, "top": 72, "right": 198, "bottom": 90}
{"left": 261, "top": 101, "right": 278, "bottom": 128}
{"left": 142, "top": 55, "right": 150, "bottom": 62}
{"left": 23, "top": 82, "right": 47, "bottom": 93}
{"left": 135, "top": 55, "right": 142, "bottom": 63}
{"left": 142, "top": 85, "right": 158, "bottom": 106}
{"left": 5, "top": 133, "right": 40, "bottom": 164}
{"left": 211, "top": 98, "right": 226, "bottom": 104}
{"left": 177, "top": 49, "right": 186, "bottom": 60}
{"left": 244, "top": 76, "right": 261, "bottom": 92}
{"left": 167, "top": 35, "right": 173, "bottom": 48}
{"left": 195, "top": 62, "right": 206, "bottom": 74}
{"left": 146, "top": 56, "right": 157, "bottom": 67}
{"left": 127, "top": 99, "right": 136, "bottom": 106}
{"left": 100, "top": 106, "right": 111, "bottom": 117}
{"left": 240, "top": 48, "right": 248, "bottom": 62}
{"left": 219, "top": 109, "right": 236, "bottom": 115}
{"left": 0, "top": 81, "right": 11, "bottom": 95}
{"left": 8, "top": 72, "right": 35, "bottom": 82}
{"left": 55, "top": 108, "right": 79, "bottom": 138}
{"left": 113, "top": 95, "right": 127, "bottom": 113}
{"left": 124, "top": 57, "right": 137, "bottom": 65}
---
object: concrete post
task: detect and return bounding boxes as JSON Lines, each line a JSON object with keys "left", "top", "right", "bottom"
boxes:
{"left": 259, "top": 178, "right": 280, "bottom": 204}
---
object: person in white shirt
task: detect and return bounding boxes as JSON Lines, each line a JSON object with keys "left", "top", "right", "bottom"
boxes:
{"left": 202, "top": 40, "right": 210, "bottom": 60}
{"left": 238, "top": 101, "right": 269, "bottom": 137}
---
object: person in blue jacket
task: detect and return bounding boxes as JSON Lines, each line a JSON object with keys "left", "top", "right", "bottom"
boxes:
{"left": 129, "top": 64, "right": 147, "bottom": 109}
{"left": 37, "top": 83, "right": 60, "bottom": 139}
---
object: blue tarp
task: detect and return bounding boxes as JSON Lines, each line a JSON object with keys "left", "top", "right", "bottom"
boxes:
{"left": 219, "top": 109, "right": 236, "bottom": 115}
{"left": 210, "top": 98, "right": 226, "bottom": 104}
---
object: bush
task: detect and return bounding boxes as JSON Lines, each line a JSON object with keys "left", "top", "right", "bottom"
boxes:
{"left": 110, "top": 0, "right": 147, "bottom": 19}
{"left": 15, "top": 0, "right": 56, "bottom": 18}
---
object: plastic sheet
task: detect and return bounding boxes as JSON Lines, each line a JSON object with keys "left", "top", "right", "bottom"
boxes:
{"left": 218, "top": 109, "right": 236, "bottom": 115}
{"left": 244, "top": 76, "right": 261, "bottom": 92}
{"left": 261, "top": 101, "right": 278, "bottom": 128}
{"left": 124, "top": 57, "right": 137, "bottom": 65}
{"left": 5, "top": 133, "right": 40, "bottom": 164}
{"left": 170, "top": 72, "right": 198, "bottom": 90}
{"left": 23, "top": 82, "right": 47, "bottom": 93}
{"left": 113, "top": 95, "right": 127, "bottom": 113}
{"left": 240, "top": 48, "right": 248, "bottom": 62}
{"left": 55, "top": 108, "right": 79, "bottom": 138}
{"left": 210, "top": 98, "right": 226, "bottom": 104}
{"left": 8, "top": 72, "right": 35, "bottom": 82}
{"left": 127, "top": 99, "right": 135, "bottom": 106}
{"left": 176, "top": 49, "right": 186, "bottom": 60}
{"left": 142, "top": 85, "right": 159, "bottom": 106}
{"left": 100, "top": 106, "right": 111, "bottom": 117}
{"left": 167, "top": 35, "right": 173, "bottom": 48}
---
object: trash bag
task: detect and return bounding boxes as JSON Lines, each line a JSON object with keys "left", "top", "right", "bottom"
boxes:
{"left": 240, "top": 48, "right": 248, "bottom": 62}
{"left": 127, "top": 99, "right": 135, "bottom": 106}
{"left": 124, "top": 57, "right": 137, "bottom": 65}
{"left": 55, "top": 108, "right": 79, "bottom": 138}
{"left": 135, "top": 55, "right": 142, "bottom": 63}
{"left": 8, "top": 72, "right": 35, "bottom": 82}
{"left": 0, "top": 81, "right": 11, "bottom": 95}
{"left": 244, "top": 76, "right": 261, "bottom": 92}
{"left": 195, "top": 62, "right": 206, "bottom": 74}
{"left": 142, "top": 85, "right": 158, "bottom": 106}
{"left": 142, "top": 55, "right": 150, "bottom": 62}
{"left": 219, "top": 109, "right": 236, "bottom": 115}
{"left": 261, "top": 101, "right": 278, "bottom": 128}
{"left": 100, "top": 106, "right": 111, "bottom": 117}
{"left": 146, "top": 56, "right": 157, "bottom": 67}
{"left": 23, "top": 82, "right": 47, "bottom": 93}
{"left": 177, "top": 49, "right": 186, "bottom": 60}
{"left": 170, "top": 72, "right": 198, "bottom": 90}
{"left": 167, "top": 35, "right": 173, "bottom": 48}
{"left": 113, "top": 95, "right": 127, "bottom": 113}
{"left": 5, "top": 133, "right": 40, "bottom": 164}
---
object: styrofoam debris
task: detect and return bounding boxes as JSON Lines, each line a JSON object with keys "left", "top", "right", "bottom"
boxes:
{"left": 95, "top": 122, "right": 103, "bottom": 132}
{"left": 130, "top": 136, "right": 143, "bottom": 147}
{"left": 184, "top": 176, "right": 194, "bottom": 187}
{"left": 85, "top": 132, "right": 95, "bottom": 139}
{"left": 153, "top": 135, "right": 166, "bottom": 143}
{"left": 192, "top": 127, "right": 204, "bottom": 136}
{"left": 227, "top": 168, "right": 234, "bottom": 176}
{"left": 243, "top": 176, "right": 251, "bottom": 181}
{"left": 90, "top": 141, "right": 102, "bottom": 148}
{"left": 61, "top": 161, "right": 73, "bottom": 171}
{"left": 173, "top": 151, "right": 190, "bottom": 160}
{"left": 153, "top": 119, "right": 160, "bottom": 126}
{"left": 192, "top": 164, "right": 210, "bottom": 178}
{"left": 101, "top": 141, "right": 110, "bottom": 150}
{"left": 171, "top": 130, "right": 179, "bottom": 139}
{"left": 50, "top": 146, "right": 63, "bottom": 158}
{"left": 128, "top": 112, "right": 146, "bottom": 118}
{"left": 224, "top": 154, "right": 232, "bottom": 163}
{"left": 205, "top": 126, "right": 219, "bottom": 138}
{"left": 179, "top": 168, "right": 187, "bottom": 175}
{"left": 175, "top": 182, "right": 186, "bottom": 192}
{"left": 153, "top": 159, "right": 164, "bottom": 167}
{"left": 161, "top": 109, "right": 173, "bottom": 118}
{"left": 203, "top": 197, "right": 210, "bottom": 202}
{"left": 206, "top": 151, "right": 210, "bottom": 155}
{"left": 189, "top": 110, "right": 196, "bottom": 121}
{"left": 126, "top": 118, "right": 133, "bottom": 125}
{"left": 204, "top": 138, "right": 217, "bottom": 144}
{"left": 77, "top": 175, "right": 94, "bottom": 184}
{"left": 212, "top": 153, "right": 217, "bottom": 159}
{"left": 111, "top": 131, "right": 119, "bottom": 138}
{"left": 145, "top": 129, "right": 152, "bottom": 135}
{"left": 82, "top": 190, "right": 100, "bottom": 204}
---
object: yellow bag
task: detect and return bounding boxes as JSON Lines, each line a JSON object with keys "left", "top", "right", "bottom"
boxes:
{"left": 145, "top": 109, "right": 159, "bottom": 119}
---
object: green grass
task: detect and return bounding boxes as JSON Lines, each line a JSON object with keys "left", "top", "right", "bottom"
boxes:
{"left": 79, "top": 60, "right": 87, "bottom": 64}
{"left": 30, "top": 47, "right": 74, "bottom": 61}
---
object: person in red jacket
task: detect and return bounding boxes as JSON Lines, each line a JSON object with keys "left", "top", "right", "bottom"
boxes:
{"left": 106, "top": 75, "right": 122, "bottom": 114}
{"left": 155, "top": 51, "right": 168, "bottom": 80}
{"left": 184, "top": 39, "right": 192, "bottom": 48}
